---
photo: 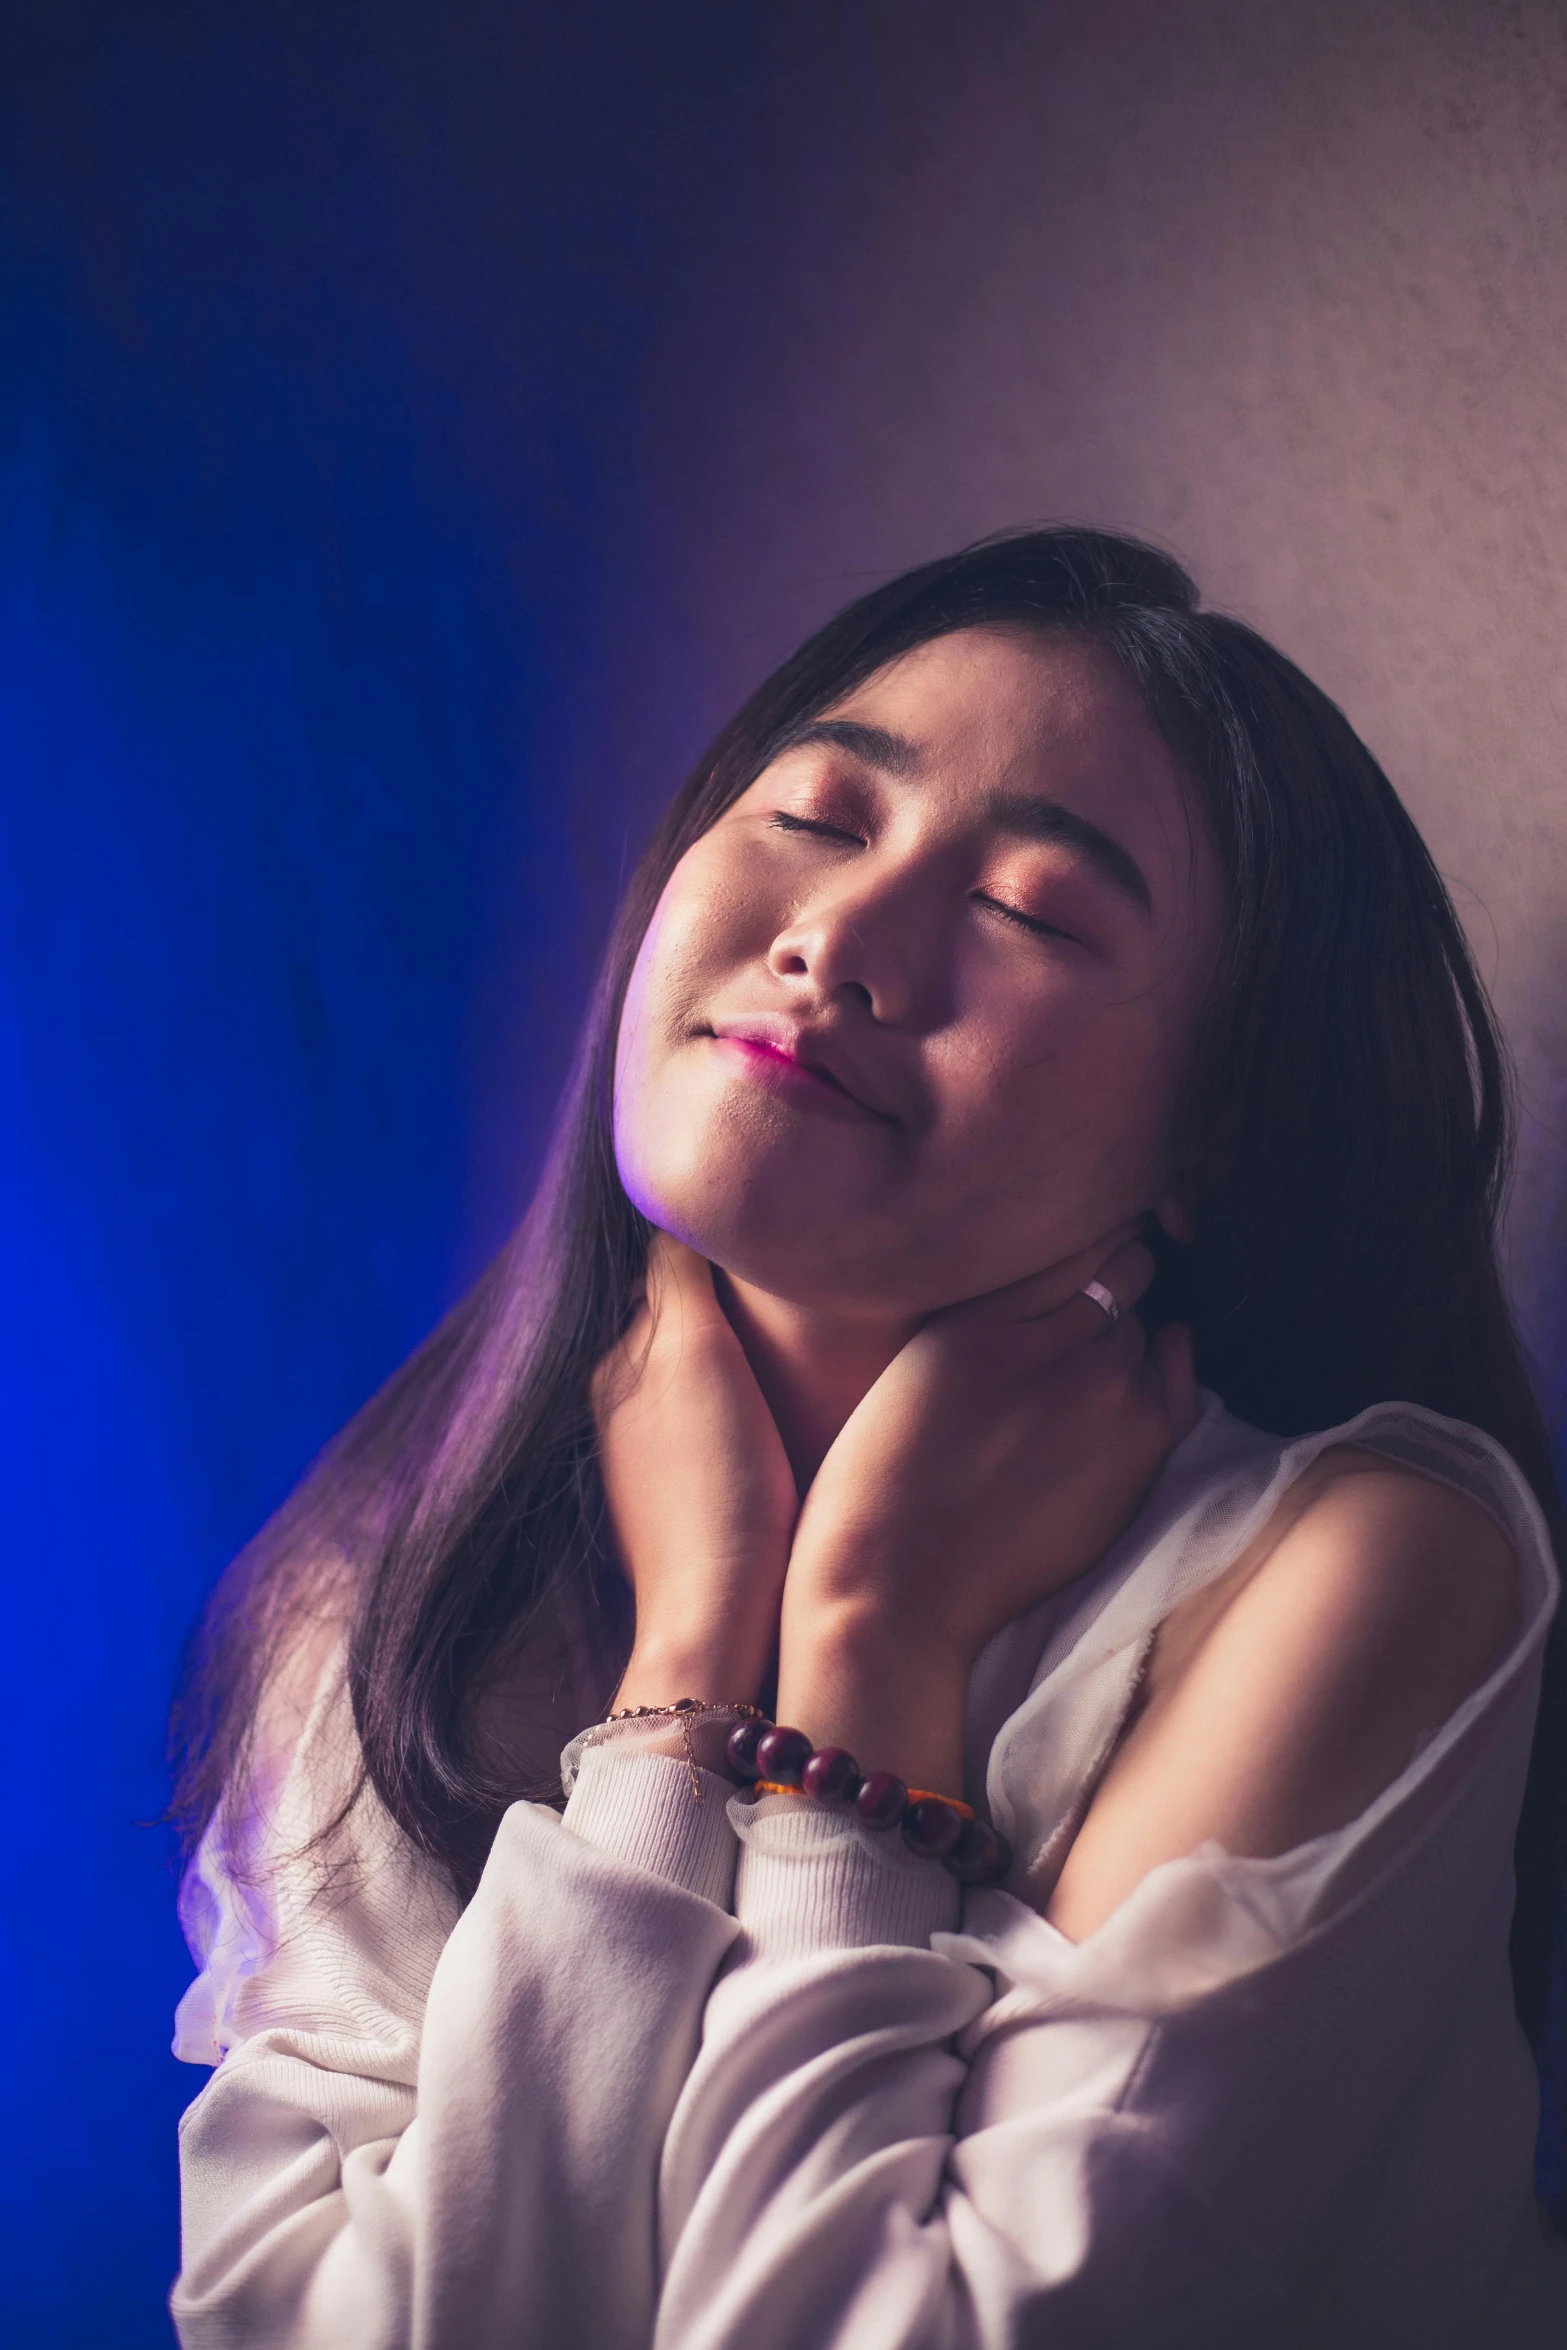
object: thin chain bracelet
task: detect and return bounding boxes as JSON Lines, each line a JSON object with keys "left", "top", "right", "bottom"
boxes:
{"left": 600, "top": 1696, "right": 770, "bottom": 1803}
{"left": 730, "top": 1719, "right": 1012, "bottom": 1886}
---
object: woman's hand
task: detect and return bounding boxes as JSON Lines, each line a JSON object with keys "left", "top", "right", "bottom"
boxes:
{"left": 594, "top": 1235, "right": 798, "bottom": 1710}
{"left": 774, "top": 1228, "right": 1199, "bottom": 1792}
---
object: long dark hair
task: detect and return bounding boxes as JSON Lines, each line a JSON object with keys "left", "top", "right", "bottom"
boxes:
{"left": 170, "top": 525, "right": 1565, "bottom": 2208}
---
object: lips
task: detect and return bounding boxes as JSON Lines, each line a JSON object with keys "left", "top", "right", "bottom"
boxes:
{"left": 704, "top": 1017, "right": 896, "bottom": 1123}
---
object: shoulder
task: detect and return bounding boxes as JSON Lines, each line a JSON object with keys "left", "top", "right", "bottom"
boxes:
{"left": 1144, "top": 1443, "right": 1517, "bottom": 1703}
{"left": 1043, "top": 1445, "right": 1520, "bottom": 1942}
{"left": 1216, "top": 1443, "right": 1518, "bottom": 1693}
{"left": 1155, "top": 1444, "right": 1522, "bottom": 1796}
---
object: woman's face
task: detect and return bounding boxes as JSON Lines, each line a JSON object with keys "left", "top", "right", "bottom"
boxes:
{"left": 614, "top": 626, "right": 1224, "bottom": 1317}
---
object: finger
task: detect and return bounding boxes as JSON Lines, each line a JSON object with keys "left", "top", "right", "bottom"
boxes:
{"left": 1073, "top": 1212, "right": 1147, "bottom": 1269}
{"left": 945, "top": 1215, "right": 1149, "bottom": 1327}
{"left": 1092, "top": 1236, "right": 1158, "bottom": 1318}
{"left": 1030, "top": 1237, "right": 1156, "bottom": 1339}
{"left": 1148, "top": 1320, "right": 1201, "bottom": 1443}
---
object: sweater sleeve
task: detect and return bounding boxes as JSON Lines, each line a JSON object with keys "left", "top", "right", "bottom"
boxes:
{"left": 171, "top": 1722, "right": 743, "bottom": 2350}
{"left": 649, "top": 1751, "right": 1546, "bottom": 2350}
{"left": 643, "top": 1408, "right": 1567, "bottom": 2350}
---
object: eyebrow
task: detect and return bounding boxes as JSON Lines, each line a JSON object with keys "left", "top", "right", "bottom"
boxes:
{"left": 987, "top": 792, "right": 1153, "bottom": 914}
{"left": 790, "top": 717, "right": 923, "bottom": 775}
{"left": 787, "top": 717, "right": 1154, "bottom": 915}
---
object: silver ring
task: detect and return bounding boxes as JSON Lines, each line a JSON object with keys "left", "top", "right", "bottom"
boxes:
{"left": 1079, "top": 1280, "right": 1120, "bottom": 1325}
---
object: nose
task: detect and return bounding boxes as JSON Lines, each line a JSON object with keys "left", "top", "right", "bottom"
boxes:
{"left": 766, "top": 861, "right": 940, "bottom": 1027}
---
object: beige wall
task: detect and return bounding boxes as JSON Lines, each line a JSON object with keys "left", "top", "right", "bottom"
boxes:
{"left": 580, "top": 0, "right": 1567, "bottom": 1408}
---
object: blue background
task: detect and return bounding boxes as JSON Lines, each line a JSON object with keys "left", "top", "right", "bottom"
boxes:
{"left": 0, "top": 4, "right": 778, "bottom": 2337}
{"left": 6, "top": 4, "right": 1567, "bottom": 2342}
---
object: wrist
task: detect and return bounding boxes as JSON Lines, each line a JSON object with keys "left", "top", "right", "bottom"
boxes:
{"left": 612, "top": 1633, "right": 770, "bottom": 1715}
{"left": 776, "top": 1601, "right": 971, "bottom": 1797}
{"left": 780, "top": 1587, "right": 980, "bottom": 1690}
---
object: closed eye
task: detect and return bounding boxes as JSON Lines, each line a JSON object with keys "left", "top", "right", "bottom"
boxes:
{"left": 769, "top": 810, "right": 867, "bottom": 847}
{"left": 972, "top": 890, "right": 1080, "bottom": 944}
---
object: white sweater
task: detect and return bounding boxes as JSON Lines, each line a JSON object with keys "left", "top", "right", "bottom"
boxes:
{"left": 171, "top": 1398, "right": 1567, "bottom": 2348}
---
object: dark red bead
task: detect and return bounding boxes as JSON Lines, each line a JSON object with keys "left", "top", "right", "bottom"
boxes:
{"left": 853, "top": 1770, "right": 909, "bottom": 1830}
{"left": 755, "top": 1725, "right": 813, "bottom": 1785}
{"left": 726, "top": 1719, "right": 771, "bottom": 1781}
{"left": 901, "top": 1795, "right": 964, "bottom": 1860}
{"left": 801, "top": 1746, "right": 860, "bottom": 1804}
{"left": 944, "top": 1818, "right": 1009, "bottom": 1884}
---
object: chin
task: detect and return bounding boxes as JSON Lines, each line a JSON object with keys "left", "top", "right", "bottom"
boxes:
{"left": 621, "top": 1158, "right": 909, "bottom": 1313}
{"left": 718, "top": 1235, "right": 920, "bottom": 1315}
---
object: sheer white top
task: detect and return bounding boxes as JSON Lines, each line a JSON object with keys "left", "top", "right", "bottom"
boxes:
{"left": 171, "top": 1397, "right": 1567, "bottom": 2347}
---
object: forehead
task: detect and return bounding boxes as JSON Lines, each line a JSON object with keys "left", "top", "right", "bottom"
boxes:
{"left": 824, "top": 626, "right": 1186, "bottom": 825}
{"left": 797, "top": 625, "right": 1221, "bottom": 940}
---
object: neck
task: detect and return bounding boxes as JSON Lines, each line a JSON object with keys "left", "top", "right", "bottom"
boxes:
{"left": 714, "top": 1271, "right": 919, "bottom": 1490}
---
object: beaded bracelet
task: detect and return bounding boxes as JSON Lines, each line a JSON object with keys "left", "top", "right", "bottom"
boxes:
{"left": 727, "top": 1719, "right": 1012, "bottom": 1886}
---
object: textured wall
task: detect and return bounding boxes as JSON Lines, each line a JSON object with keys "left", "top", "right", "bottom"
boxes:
{"left": 540, "top": 0, "right": 1567, "bottom": 1418}
{"left": 4, "top": 3, "right": 1565, "bottom": 2342}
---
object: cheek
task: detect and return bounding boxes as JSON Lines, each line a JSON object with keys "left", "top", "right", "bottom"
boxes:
{"left": 1045, "top": 998, "right": 1188, "bottom": 1193}
{"left": 610, "top": 1010, "right": 697, "bottom": 1237}
{"left": 939, "top": 988, "right": 1180, "bottom": 1207}
{"left": 610, "top": 859, "right": 770, "bottom": 1215}
{"left": 627, "top": 844, "right": 776, "bottom": 1028}
{"left": 618, "top": 859, "right": 736, "bottom": 1066}
{"left": 612, "top": 924, "right": 697, "bottom": 1209}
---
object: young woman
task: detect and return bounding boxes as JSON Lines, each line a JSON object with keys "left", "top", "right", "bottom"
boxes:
{"left": 168, "top": 528, "right": 1567, "bottom": 2347}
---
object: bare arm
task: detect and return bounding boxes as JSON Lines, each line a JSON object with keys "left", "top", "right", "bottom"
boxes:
{"left": 1044, "top": 1450, "right": 1519, "bottom": 1939}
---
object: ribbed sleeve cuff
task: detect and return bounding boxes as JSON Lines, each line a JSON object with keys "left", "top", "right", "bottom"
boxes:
{"left": 563, "top": 1747, "right": 739, "bottom": 1911}
{"left": 729, "top": 1792, "right": 961, "bottom": 1957}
